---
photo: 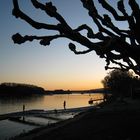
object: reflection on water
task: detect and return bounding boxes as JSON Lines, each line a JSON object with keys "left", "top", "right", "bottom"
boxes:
{"left": 0, "top": 95, "right": 44, "bottom": 115}
{"left": 0, "top": 119, "right": 37, "bottom": 140}
{"left": 0, "top": 93, "right": 103, "bottom": 115}
{"left": 0, "top": 112, "right": 78, "bottom": 140}
{"left": 23, "top": 116, "right": 58, "bottom": 126}
{"left": 0, "top": 93, "right": 104, "bottom": 139}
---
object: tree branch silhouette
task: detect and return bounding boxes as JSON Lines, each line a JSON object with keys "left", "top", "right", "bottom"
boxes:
{"left": 12, "top": 0, "right": 140, "bottom": 75}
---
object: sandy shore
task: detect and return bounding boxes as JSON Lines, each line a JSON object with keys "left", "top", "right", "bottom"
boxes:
{"left": 12, "top": 98, "right": 140, "bottom": 140}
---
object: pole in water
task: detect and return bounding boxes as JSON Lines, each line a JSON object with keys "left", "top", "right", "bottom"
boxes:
{"left": 23, "top": 104, "right": 25, "bottom": 121}
{"left": 23, "top": 104, "right": 25, "bottom": 112}
{"left": 63, "top": 100, "right": 66, "bottom": 110}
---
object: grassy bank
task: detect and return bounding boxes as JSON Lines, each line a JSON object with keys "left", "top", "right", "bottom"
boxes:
{"left": 12, "top": 98, "right": 140, "bottom": 140}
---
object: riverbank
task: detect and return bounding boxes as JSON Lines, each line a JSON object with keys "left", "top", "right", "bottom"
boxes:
{"left": 11, "top": 98, "right": 140, "bottom": 140}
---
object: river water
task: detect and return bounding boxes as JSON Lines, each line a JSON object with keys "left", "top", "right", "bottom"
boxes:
{"left": 0, "top": 93, "right": 104, "bottom": 115}
{"left": 0, "top": 93, "right": 104, "bottom": 140}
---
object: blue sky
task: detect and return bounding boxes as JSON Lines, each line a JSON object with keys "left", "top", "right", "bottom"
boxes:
{"left": 0, "top": 0, "right": 139, "bottom": 90}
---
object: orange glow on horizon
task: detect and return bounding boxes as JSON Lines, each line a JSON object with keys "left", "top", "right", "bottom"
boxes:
{"left": 40, "top": 80, "right": 103, "bottom": 90}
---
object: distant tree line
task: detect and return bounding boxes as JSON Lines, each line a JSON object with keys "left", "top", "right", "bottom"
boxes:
{"left": 46, "top": 89, "right": 72, "bottom": 95}
{"left": 102, "top": 70, "right": 140, "bottom": 99}
{"left": 0, "top": 83, "right": 45, "bottom": 96}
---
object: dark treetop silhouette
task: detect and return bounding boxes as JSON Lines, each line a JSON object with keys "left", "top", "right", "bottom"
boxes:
{"left": 12, "top": 0, "right": 140, "bottom": 75}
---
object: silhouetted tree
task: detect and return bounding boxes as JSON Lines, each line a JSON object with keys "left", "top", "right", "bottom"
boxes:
{"left": 12, "top": 0, "right": 140, "bottom": 75}
{"left": 102, "top": 70, "right": 135, "bottom": 98}
{"left": 0, "top": 82, "right": 45, "bottom": 95}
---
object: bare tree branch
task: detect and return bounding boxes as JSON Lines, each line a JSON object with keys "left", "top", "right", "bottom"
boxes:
{"left": 12, "top": 33, "right": 66, "bottom": 45}
{"left": 69, "top": 43, "right": 94, "bottom": 54}
{"left": 12, "top": 0, "right": 60, "bottom": 31}
{"left": 98, "top": 0, "right": 129, "bottom": 21}
{"left": 12, "top": 0, "right": 140, "bottom": 76}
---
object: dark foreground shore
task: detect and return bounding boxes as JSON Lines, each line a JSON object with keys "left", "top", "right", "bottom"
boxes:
{"left": 12, "top": 99, "right": 140, "bottom": 140}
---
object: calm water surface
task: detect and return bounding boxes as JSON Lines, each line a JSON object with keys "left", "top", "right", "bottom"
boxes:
{"left": 0, "top": 93, "right": 104, "bottom": 115}
{"left": 0, "top": 93, "right": 104, "bottom": 140}
{"left": 0, "top": 120, "right": 37, "bottom": 140}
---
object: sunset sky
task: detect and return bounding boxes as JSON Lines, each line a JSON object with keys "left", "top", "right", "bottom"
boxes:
{"left": 0, "top": 0, "right": 139, "bottom": 90}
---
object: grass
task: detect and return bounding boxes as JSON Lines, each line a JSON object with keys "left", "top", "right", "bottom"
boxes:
{"left": 10, "top": 97, "right": 140, "bottom": 140}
